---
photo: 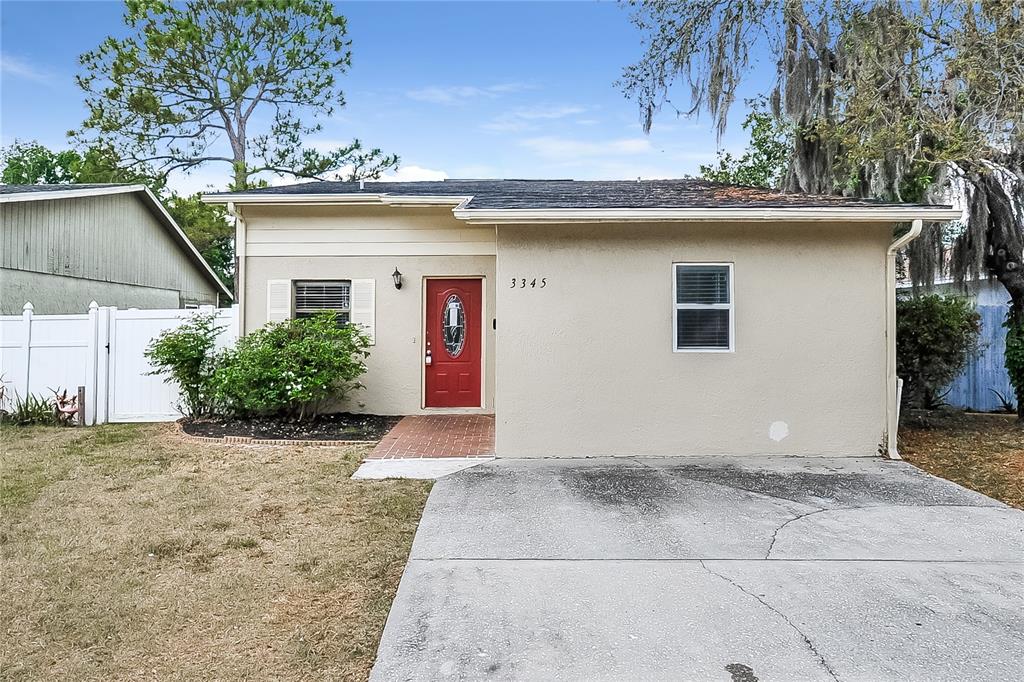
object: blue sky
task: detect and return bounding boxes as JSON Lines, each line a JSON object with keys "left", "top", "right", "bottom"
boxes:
{"left": 1, "top": 0, "right": 771, "bottom": 194}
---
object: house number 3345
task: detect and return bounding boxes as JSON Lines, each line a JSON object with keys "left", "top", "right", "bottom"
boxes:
{"left": 510, "top": 277, "right": 547, "bottom": 288}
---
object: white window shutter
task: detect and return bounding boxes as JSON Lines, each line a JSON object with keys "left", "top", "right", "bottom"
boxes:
{"left": 350, "top": 278, "right": 375, "bottom": 344}
{"left": 266, "top": 279, "right": 292, "bottom": 322}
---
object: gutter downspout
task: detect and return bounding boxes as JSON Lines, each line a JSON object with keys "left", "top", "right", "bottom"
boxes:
{"left": 227, "top": 202, "right": 246, "bottom": 336}
{"left": 885, "top": 218, "right": 923, "bottom": 459}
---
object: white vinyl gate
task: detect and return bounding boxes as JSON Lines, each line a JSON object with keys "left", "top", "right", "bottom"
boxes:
{"left": 1, "top": 302, "right": 238, "bottom": 424}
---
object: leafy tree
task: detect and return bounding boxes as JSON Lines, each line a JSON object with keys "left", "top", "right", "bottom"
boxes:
{"left": 163, "top": 193, "right": 234, "bottom": 291}
{"left": 0, "top": 140, "right": 158, "bottom": 188}
{"left": 699, "top": 106, "right": 790, "bottom": 188}
{"left": 896, "top": 295, "right": 981, "bottom": 409}
{"left": 73, "top": 0, "right": 398, "bottom": 190}
{"left": 1, "top": 140, "right": 234, "bottom": 290}
{"left": 621, "top": 0, "right": 1024, "bottom": 417}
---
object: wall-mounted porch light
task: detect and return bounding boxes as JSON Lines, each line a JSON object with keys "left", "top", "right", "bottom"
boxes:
{"left": 392, "top": 267, "right": 403, "bottom": 290}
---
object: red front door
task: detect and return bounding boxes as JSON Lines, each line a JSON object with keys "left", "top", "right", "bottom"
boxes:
{"left": 425, "top": 278, "right": 482, "bottom": 408}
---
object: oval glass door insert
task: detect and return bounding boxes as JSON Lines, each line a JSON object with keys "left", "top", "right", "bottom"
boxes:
{"left": 442, "top": 294, "right": 466, "bottom": 358}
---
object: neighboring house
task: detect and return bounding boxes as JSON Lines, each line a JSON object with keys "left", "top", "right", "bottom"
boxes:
{"left": 205, "top": 179, "right": 957, "bottom": 458}
{"left": 0, "top": 184, "right": 231, "bottom": 314}
{"left": 898, "top": 277, "right": 1014, "bottom": 412}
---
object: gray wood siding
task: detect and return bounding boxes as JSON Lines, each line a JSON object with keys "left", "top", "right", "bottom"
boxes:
{"left": 1, "top": 193, "right": 217, "bottom": 305}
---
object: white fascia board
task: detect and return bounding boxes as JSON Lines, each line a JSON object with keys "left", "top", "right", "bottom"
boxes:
{"left": 200, "top": 192, "right": 962, "bottom": 224}
{"left": 0, "top": 184, "right": 148, "bottom": 203}
{"left": 453, "top": 206, "right": 964, "bottom": 224}
{"left": 383, "top": 195, "right": 471, "bottom": 207}
{"left": 202, "top": 193, "right": 386, "bottom": 205}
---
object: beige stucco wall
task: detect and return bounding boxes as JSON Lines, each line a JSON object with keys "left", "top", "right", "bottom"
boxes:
{"left": 243, "top": 204, "right": 495, "bottom": 258}
{"left": 494, "top": 222, "right": 893, "bottom": 457}
{"left": 241, "top": 205, "right": 496, "bottom": 415}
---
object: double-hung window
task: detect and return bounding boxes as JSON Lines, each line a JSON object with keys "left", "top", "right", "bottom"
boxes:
{"left": 294, "top": 280, "right": 351, "bottom": 325}
{"left": 673, "top": 263, "right": 734, "bottom": 352}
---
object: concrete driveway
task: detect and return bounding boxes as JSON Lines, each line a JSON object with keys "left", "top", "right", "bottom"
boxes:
{"left": 371, "top": 457, "right": 1024, "bottom": 681}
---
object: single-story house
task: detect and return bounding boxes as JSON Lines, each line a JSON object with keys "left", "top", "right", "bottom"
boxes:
{"left": 204, "top": 179, "right": 958, "bottom": 458}
{"left": 0, "top": 184, "right": 231, "bottom": 314}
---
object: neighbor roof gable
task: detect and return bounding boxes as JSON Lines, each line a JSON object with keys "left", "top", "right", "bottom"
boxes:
{"left": 0, "top": 184, "right": 232, "bottom": 299}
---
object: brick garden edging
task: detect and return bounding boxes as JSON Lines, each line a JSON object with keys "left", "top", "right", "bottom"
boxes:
{"left": 173, "top": 419, "right": 379, "bottom": 447}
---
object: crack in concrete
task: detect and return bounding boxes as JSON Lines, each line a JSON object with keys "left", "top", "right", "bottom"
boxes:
{"left": 765, "top": 508, "right": 827, "bottom": 559}
{"left": 700, "top": 560, "right": 841, "bottom": 682}
{"left": 762, "top": 503, "right": 1018, "bottom": 560}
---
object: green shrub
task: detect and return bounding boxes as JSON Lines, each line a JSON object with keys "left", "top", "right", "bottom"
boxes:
{"left": 897, "top": 294, "right": 981, "bottom": 408}
{"left": 214, "top": 313, "right": 370, "bottom": 420}
{"left": 145, "top": 312, "right": 225, "bottom": 417}
{"left": 1004, "top": 315, "right": 1024, "bottom": 417}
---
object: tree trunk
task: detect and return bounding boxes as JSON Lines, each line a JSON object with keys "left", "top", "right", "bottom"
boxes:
{"left": 1006, "top": 310, "right": 1024, "bottom": 420}
{"left": 233, "top": 162, "right": 247, "bottom": 192}
{"left": 971, "top": 168, "right": 1024, "bottom": 420}
{"left": 229, "top": 119, "right": 248, "bottom": 191}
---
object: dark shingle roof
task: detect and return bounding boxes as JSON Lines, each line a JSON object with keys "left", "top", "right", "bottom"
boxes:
{"left": 0, "top": 183, "right": 132, "bottom": 195}
{"left": 207, "top": 178, "right": 943, "bottom": 210}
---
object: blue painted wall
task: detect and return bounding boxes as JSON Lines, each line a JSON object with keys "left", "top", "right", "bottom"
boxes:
{"left": 945, "top": 304, "right": 1015, "bottom": 411}
{"left": 935, "top": 280, "right": 1015, "bottom": 412}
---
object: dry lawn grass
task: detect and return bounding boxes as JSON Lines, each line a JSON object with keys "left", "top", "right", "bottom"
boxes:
{"left": 900, "top": 410, "right": 1024, "bottom": 509}
{"left": 0, "top": 423, "right": 430, "bottom": 681}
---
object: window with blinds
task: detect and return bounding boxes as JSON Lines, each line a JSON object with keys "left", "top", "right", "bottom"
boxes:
{"left": 674, "top": 263, "right": 733, "bottom": 351}
{"left": 294, "top": 280, "right": 351, "bottom": 324}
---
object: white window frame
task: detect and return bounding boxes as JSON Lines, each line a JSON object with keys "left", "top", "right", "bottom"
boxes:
{"left": 672, "top": 262, "right": 735, "bottom": 353}
{"left": 293, "top": 279, "right": 352, "bottom": 323}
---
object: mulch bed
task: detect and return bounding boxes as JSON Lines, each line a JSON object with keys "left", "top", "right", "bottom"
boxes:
{"left": 900, "top": 408, "right": 1023, "bottom": 509}
{"left": 181, "top": 413, "right": 401, "bottom": 442}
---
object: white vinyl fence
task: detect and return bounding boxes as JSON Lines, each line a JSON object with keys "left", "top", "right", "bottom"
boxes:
{"left": 0, "top": 302, "right": 238, "bottom": 424}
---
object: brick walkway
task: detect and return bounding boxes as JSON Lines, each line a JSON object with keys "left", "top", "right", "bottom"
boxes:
{"left": 367, "top": 415, "right": 495, "bottom": 459}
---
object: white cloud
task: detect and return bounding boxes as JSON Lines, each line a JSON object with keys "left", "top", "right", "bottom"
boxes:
{"left": 406, "top": 82, "right": 531, "bottom": 105}
{"left": 482, "top": 105, "right": 587, "bottom": 132}
{"left": 485, "top": 83, "right": 531, "bottom": 94}
{"left": 382, "top": 165, "right": 448, "bottom": 182}
{"left": 0, "top": 52, "right": 54, "bottom": 83}
{"left": 266, "top": 174, "right": 316, "bottom": 188}
{"left": 520, "top": 136, "right": 653, "bottom": 160}
{"left": 167, "top": 165, "right": 321, "bottom": 195}
{"left": 305, "top": 138, "right": 351, "bottom": 153}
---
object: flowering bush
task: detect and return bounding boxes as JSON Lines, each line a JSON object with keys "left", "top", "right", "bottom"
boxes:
{"left": 214, "top": 312, "right": 370, "bottom": 420}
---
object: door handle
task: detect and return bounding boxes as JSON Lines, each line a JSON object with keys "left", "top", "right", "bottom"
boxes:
{"left": 425, "top": 350, "right": 432, "bottom": 366}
